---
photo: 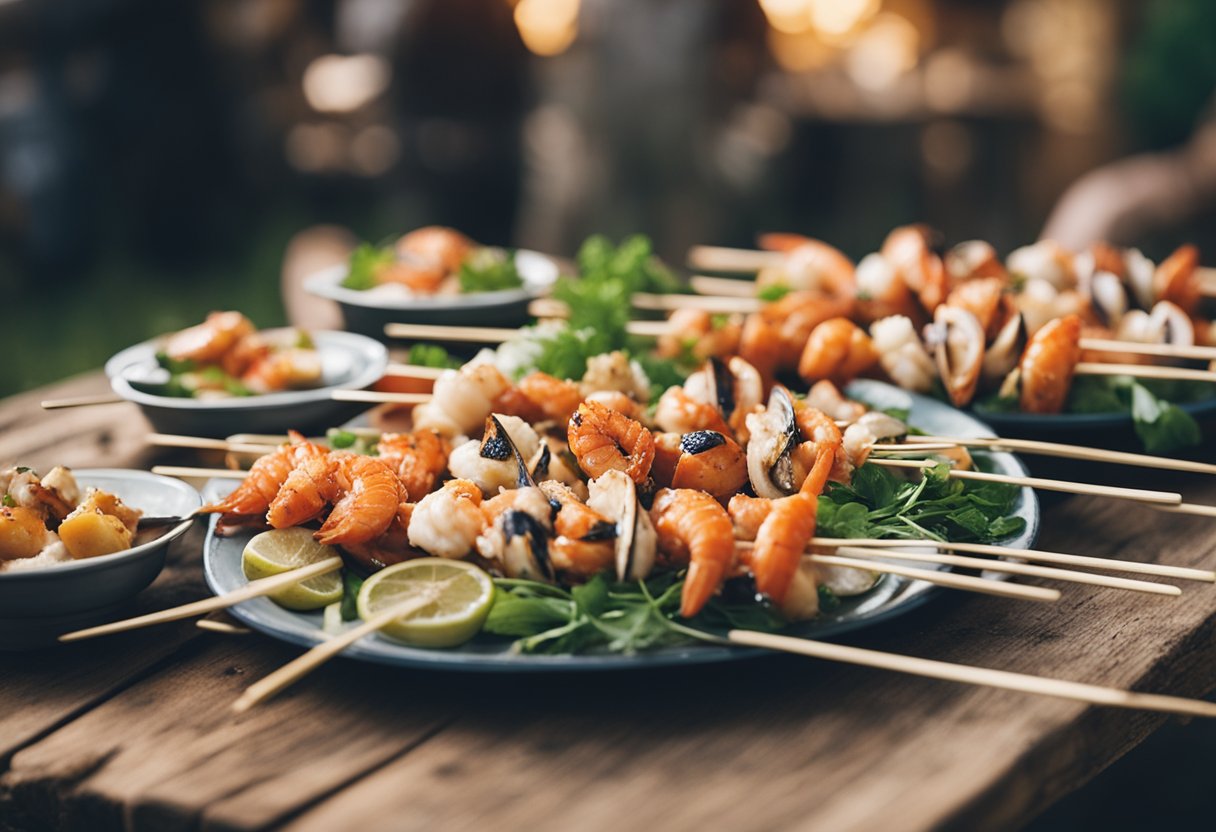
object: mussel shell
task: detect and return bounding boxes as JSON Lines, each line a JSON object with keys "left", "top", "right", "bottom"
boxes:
{"left": 981, "top": 312, "right": 1027, "bottom": 389}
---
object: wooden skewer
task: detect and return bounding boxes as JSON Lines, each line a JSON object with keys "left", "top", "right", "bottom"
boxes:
{"left": 152, "top": 465, "right": 248, "bottom": 480}
{"left": 197, "top": 619, "right": 252, "bottom": 635}
{"left": 147, "top": 433, "right": 281, "bottom": 454}
{"left": 687, "top": 245, "right": 783, "bottom": 272}
{"left": 332, "top": 389, "right": 432, "bottom": 405}
{"left": 807, "top": 553, "right": 1059, "bottom": 602}
{"left": 384, "top": 322, "right": 517, "bottom": 343}
{"left": 40, "top": 393, "right": 125, "bottom": 410}
{"left": 1149, "top": 502, "right": 1216, "bottom": 518}
{"left": 59, "top": 557, "right": 344, "bottom": 642}
{"left": 870, "top": 443, "right": 960, "bottom": 455}
{"left": 528, "top": 298, "right": 570, "bottom": 319}
{"left": 868, "top": 458, "right": 1183, "bottom": 505}
{"left": 810, "top": 537, "right": 1216, "bottom": 582}
{"left": 632, "top": 292, "right": 765, "bottom": 314}
{"left": 1075, "top": 362, "right": 1216, "bottom": 384}
{"left": 727, "top": 630, "right": 1216, "bottom": 718}
{"left": 688, "top": 275, "right": 758, "bottom": 297}
{"left": 905, "top": 434, "right": 1216, "bottom": 476}
{"left": 384, "top": 363, "right": 447, "bottom": 379}
{"left": 831, "top": 546, "right": 1180, "bottom": 597}
{"left": 232, "top": 587, "right": 447, "bottom": 713}
{"left": 1080, "top": 338, "right": 1216, "bottom": 362}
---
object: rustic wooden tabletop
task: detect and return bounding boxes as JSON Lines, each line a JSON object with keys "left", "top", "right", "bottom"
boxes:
{"left": 2, "top": 372, "right": 1214, "bottom": 832}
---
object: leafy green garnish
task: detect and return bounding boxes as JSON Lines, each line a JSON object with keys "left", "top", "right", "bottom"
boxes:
{"left": 342, "top": 243, "right": 395, "bottom": 290}
{"left": 817, "top": 585, "right": 841, "bottom": 613}
{"left": 459, "top": 248, "right": 524, "bottom": 293}
{"left": 819, "top": 461, "right": 1025, "bottom": 544}
{"left": 405, "top": 343, "right": 461, "bottom": 370}
{"left": 340, "top": 572, "right": 364, "bottom": 621}
{"left": 1128, "top": 381, "right": 1202, "bottom": 452}
{"left": 328, "top": 430, "right": 358, "bottom": 449}
{"left": 154, "top": 351, "right": 195, "bottom": 375}
{"left": 2, "top": 494, "right": 15, "bottom": 508}
{"left": 484, "top": 573, "right": 784, "bottom": 655}
{"left": 757, "top": 283, "right": 792, "bottom": 302}
{"left": 1066, "top": 375, "right": 1203, "bottom": 452}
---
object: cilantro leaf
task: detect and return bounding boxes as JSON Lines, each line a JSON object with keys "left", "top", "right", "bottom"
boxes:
{"left": 459, "top": 248, "right": 524, "bottom": 293}
{"left": 342, "top": 243, "right": 395, "bottom": 290}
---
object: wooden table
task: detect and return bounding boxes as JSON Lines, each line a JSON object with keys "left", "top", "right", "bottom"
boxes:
{"left": 2, "top": 372, "right": 1215, "bottom": 832}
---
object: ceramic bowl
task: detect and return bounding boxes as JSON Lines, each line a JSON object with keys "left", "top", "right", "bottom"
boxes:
{"left": 0, "top": 469, "right": 201, "bottom": 648}
{"left": 106, "top": 329, "right": 388, "bottom": 438}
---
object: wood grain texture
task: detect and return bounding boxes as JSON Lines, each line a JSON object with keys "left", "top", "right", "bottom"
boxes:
{"left": 1, "top": 374, "right": 1214, "bottom": 832}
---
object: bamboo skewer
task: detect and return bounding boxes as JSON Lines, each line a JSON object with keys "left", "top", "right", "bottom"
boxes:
{"left": 152, "top": 465, "right": 248, "bottom": 480}
{"left": 384, "top": 363, "right": 447, "bottom": 379}
{"left": 59, "top": 557, "right": 344, "bottom": 642}
{"left": 40, "top": 393, "right": 125, "bottom": 410}
{"left": 810, "top": 537, "right": 1216, "bottom": 582}
{"left": 632, "top": 292, "right": 765, "bottom": 314}
{"left": 147, "top": 433, "right": 281, "bottom": 454}
{"left": 830, "top": 546, "right": 1180, "bottom": 597}
{"left": 807, "top": 554, "right": 1059, "bottom": 602}
{"left": 904, "top": 434, "right": 1216, "bottom": 476}
{"left": 868, "top": 458, "right": 1183, "bottom": 505}
{"left": 726, "top": 630, "right": 1216, "bottom": 718}
{"left": 1079, "top": 338, "right": 1216, "bottom": 362}
{"left": 197, "top": 619, "right": 252, "bottom": 635}
{"left": 1074, "top": 362, "right": 1216, "bottom": 384}
{"left": 1149, "top": 502, "right": 1216, "bottom": 518}
{"left": 688, "top": 275, "right": 758, "bottom": 297}
{"left": 687, "top": 245, "right": 784, "bottom": 272}
{"left": 232, "top": 586, "right": 449, "bottom": 713}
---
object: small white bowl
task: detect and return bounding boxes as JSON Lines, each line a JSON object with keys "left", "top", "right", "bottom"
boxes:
{"left": 0, "top": 470, "right": 200, "bottom": 648}
{"left": 304, "top": 249, "right": 561, "bottom": 340}
{"left": 105, "top": 328, "right": 388, "bottom": 438}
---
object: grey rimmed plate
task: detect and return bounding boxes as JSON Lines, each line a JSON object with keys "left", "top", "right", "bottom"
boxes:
{"left": 105, "top": 329, "right": 388, "bottom": 438}
{"left": 303, "top": 249, "right": 561, "bottom": 340}
{"left": 201, "top": 380, "right": 1039, "bottom": 672}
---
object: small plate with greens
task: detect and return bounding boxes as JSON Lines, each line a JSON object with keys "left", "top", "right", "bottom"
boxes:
{"left": 106, "top": 328, "right": 387, "bottom": 438}
{"left": 305, "top": 243, "right": 562, "bottom": 338}
{"left": 974, "top": 375, "right": 1216, "bottom": 454}
{"left": 202, "top": 381, "right": 1038, "bottom": 672}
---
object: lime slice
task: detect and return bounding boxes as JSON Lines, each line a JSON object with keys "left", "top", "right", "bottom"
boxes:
{"left": 357, "top": 558, "right": 494, "bottom": 648}
{"left": 242, "top": 528, "right": 343, "bottom": 611}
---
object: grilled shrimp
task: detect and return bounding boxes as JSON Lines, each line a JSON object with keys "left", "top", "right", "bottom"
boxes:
{"left": 881, "top": 224, "right": 947, "bottom": 311}
{"left": 315, "top": 455, "right": 403, "bottom": 546}
{"left": 163, "top": 311, "right": 256, "bottom": 365}
{"left": 854, "top": 253, "right": 922, "bottom": 324}
{"left": 650, "top": 488, "right": 736, "bottom": 618}
{"left": 756, "top": 233, "right": 856, "bottom": 300}
{"left": 496, "top": 372, "right": 585, "bottom": 425}
{"left": 750, "top": 491, "right": 819, "bottom": 604}
{"left": 727, "top": 494, "right": 771, "bottom": 542}
{"left": 656, "top": 309, "right": 743, "bottom": 362}
{"left": 1153, "top": 244, "right": 1200, "bottom": 314}
{"left": 266, "top": 453, "right": 333, "bottom": 530}
{"left": 201, "top": 431, "right": 326, "bottom": 517}
{"left": 869, "top": 315, "right": 936, "bottom": 393}
{"left": 539, "top": 480, "right": 616, "bottom": 577}
{"left": 568, "top": 400, "right": 656, "bottom": 484}
{"left": 376, "top": 429, "right": 450, "bottom": 502}
{"left": 424, "top": 362, "right": 513, "bottom": 436}
{"left": 583, "top": 389, "right": 646, "bottom": 421}
{"left": 798, "top": 317, "right": 880, "bottom": 385}
{"left": 396, "top": 226, "right": 475, "bottom": 274}
{"left": 653, "top": 386, "right": 733, "bottom": 436}
{"left": 580, "top": 351, "right": 651, "bottom": 401}
{"left": 804, "top": 380, "right": 867, "bottom": 424}
{"left": 668, "top": 430, "right": 749, "bottom": 502}
{"left": 448, "top": 415, "right": 540, "bottom": 495}
{"left": 741, "top": 291, "right": 854, "bottom": 381}
{"left": 408, "top": 479, "right": 485, "bottom": 559}
{"left": 1019, "top": 313, "right": 1082, "bottom": 414}
{"left": 792, "top": 405, "right": 849, "bottom": 488}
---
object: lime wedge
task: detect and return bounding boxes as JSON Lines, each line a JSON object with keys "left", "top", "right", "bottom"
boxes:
{"left": 242, "top": 528, "right": 343, "bottom": 611}
{"left": 357, "top": 558, "right": 494, "bottom": 648}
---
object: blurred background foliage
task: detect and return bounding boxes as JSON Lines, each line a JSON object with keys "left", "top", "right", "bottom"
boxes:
{"left": 2, "top": 0, "right": 1215, "bottom": 400}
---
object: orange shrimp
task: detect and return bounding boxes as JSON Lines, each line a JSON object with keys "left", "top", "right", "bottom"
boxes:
{"left": 656, "top": 309, "right": 743, "bottom": 362}
{"left": 1153, "top": 244, "right": 1200, "bottom": 315}
{"left": 650, "top": 488, "right": 736, "bottom": 618}
{"left": 541, "top": 482, "right": 617, "bottom": 577}
{"left": 376, "top": 429, "right": 450, "bottom": 502}
{"left": 164, "top": 311, "right": 255, "bottom": 365}
{"left": 396, "top": 226, "right": 475, "bottom": 274}
{"left": 750, "top": 491, "right": 818, "bottom": 604}
{"left": 757, "top": 234, "right": 856, "bottom": 301}
{"left": 797, "top": 317, "right": 880, "bottom": 385}
{"left": 568, "top": 401, "right": 656, "bottom": 484}
{"left": 266, "top": 453, "right": 334, "bottom": 530}
{"left": 584, "top": 390, "right": 646, "bottom": 421}
{"left": 315, "top": 455, "right": 404, "bottom": 546}
{"left": 199, "top": 431, "right": 326, "bottom": 516}
{"left": 653, "top": 386, "right": 733, "bottom": 436}
{"left": 376, "top": 256, "right": 448, "bottom": 293}
{"left": 669, "top": 430, "right": 748, "bottom": 502}
{"left": 793, "top": 402, "right": 850, "bottom": 485}
{"left": 1019, "top": 313, "right": 1082, "bottom": 414}
{"left": 946, "top": 276, "right": 1007, "bottom": 339}
{"left": 516, "top": 372, "right": 585, "bottom": 424}
{"left": 727, "top": 493, "right": 771, "bottom": 542}
{"left": 651, "top": 432, "right": 682, "bottom": 488}
{"left": 881, "top": 224, "right": 947, "bottom": 311}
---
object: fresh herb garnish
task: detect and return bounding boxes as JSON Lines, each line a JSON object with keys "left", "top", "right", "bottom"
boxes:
{"left": 484, "top": 573, "right": 784, "bottom": 655}
{"left": 757, "top": 283, "right": 793, "bottom": 302}
{"left": 154, "top": 351, "right": 195, "bottom": 375}
{"left": 2, "top": 494, "right": 15, "bottom": 507}
{"left": 342, "top": 242, "right": 395, "bottom": 290}
{"left": 340, "top": 572, "right": 364, "bottom": 621}
{"left": 405, "top": 343, "right": 461, "bottom": 370}
{"left": 459, "top": 248, "right": 524, "bottom": 293}
{"left": 328, "top": 430, "right": 359, "bottom": 449}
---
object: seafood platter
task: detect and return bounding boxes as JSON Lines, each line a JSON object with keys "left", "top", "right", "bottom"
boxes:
{"left": 15, "top": 225, "right": 1216, "bottom": 718}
